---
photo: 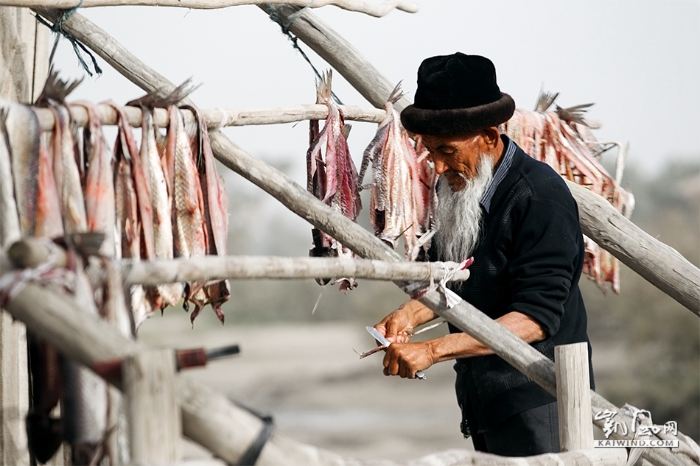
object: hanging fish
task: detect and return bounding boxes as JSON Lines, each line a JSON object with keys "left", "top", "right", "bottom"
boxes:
{"left": 106, "top": 100, "right": 154, "bottom": 327}
{"left": 307, "top": 71, "right": 362, "bottom": 291}
{"left": 184, "top": 105, "right": 231, "bottom": 325}
{"left": 0, "top": 107, "right": 21, "bottom": 246}
{"left": 171, "top": 108, "right": 208, "bottom": 318}
{"left": 35, "top": 68, "right": 87, "bottom": 235}
{"left": 358, "top": 84, "right": 431, "bottom": 261}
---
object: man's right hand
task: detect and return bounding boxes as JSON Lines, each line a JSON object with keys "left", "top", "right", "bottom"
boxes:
{"left": 374, "top": 300, "right": 437, "bottom": 344}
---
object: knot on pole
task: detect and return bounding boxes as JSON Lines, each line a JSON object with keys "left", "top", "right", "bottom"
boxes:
{"left": 35, "top": 2, "right": 103, "bottom": 78}
{"left": 264, "top": 3, "right": 344, "bottom": 105}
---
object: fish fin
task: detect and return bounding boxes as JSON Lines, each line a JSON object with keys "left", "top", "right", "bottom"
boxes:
{"left": 126, "top": 78, "right": 200, "bottom": 108}
{"left": 534, "top": 88, "right": 559, "bottom": 113}
{"left": 35, "top": 65, "right": 83, "bottom": 105}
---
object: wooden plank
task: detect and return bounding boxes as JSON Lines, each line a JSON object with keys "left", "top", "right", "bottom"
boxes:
{"left": 0, "top": 0, "right": 418, "bottom": 16}
{"left": 32, "top": 103, "right": 386, "bottom": 131}
{"left": 122, "top": 255, "right": 469, "bottom": 285}
{"left": 567, "top": 180, "right": 700, "bottom": 316}
{"left": 123, "top": 350, "right": 181, "bottom": 464}
{"left": 29, "top": 11, "right": 694, "bottom": 465}
{"left": 555, "top": 343, "right": 593, "bottom": 451}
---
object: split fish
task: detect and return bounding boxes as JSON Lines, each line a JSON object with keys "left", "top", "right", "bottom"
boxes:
{"left": 184, "top": 105, "right": 230, "bottom": 325}
{"left": 35, "top": 69, "right": 87, "bottom": 235}
{"left": 107, "top": 100, "right": 153, "bottom": 327}
{"left": 359, "top": 84, "right": 430, "bottom": 261}
{"left": 306, "top": 70, "right": 362, "bottom": 290}
{"left": 75, "top": 100, "right": 117, "bottom": 257}
{"left": 0, "top": 108, "right": 21, "bottom": 246}
{"left": 172, "top": 108, "right": 208, "bottom": 315}
{"left": 2, "top": 100, "right": 41, "bottom": 236}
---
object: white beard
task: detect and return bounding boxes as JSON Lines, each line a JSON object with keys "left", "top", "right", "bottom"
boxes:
{"left": 434, "top": 155, "right": 495, "bottom": 262}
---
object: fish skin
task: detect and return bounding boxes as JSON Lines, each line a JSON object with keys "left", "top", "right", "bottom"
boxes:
{"left": 35, "top": 72, "right": 88, "bottom": 235}
{"left": 139, "top": 108, "right": 182, "bottom": 310}
{"left": 172, "top": 109, "right": 208, "bottom": 314}
{"left": 0, "top": 108, "right": 21, "bottom": 246}
{"left": 3, "top": 100, "right": 41, "bottom": 236}
{"left": 34, "top": 131, "right": 64, "bottom": 239}
{"left": 362, "top": 85, "right": 427, "bottom": 261}
{"left": 75, "top": 101, "right": 116, "bottom": 257}
{"left": 109, "top": 102, "right": 153, "bottom": 327}
{"left": 306, "top": 71, "right": 361, "bottom": 290}
{"left": 183, "top": 106, "right": 230, "bottom": 324}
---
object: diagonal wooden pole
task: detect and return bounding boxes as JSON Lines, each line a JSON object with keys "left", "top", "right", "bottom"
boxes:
{"left": 32, "top": 9, "right": 695, "bottom": 465}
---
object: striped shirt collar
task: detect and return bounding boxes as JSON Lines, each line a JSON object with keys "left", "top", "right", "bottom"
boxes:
{"left": 480, "top": 137, "right": 516, "bottom": 213}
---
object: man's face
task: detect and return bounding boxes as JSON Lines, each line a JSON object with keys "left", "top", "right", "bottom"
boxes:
{"left": 421, "top": 133, "right": 492, "bottom": 191}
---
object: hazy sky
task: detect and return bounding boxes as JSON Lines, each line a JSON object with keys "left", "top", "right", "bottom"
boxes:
{"left": 54, "top": 0, "right": 700, "bottom": 181}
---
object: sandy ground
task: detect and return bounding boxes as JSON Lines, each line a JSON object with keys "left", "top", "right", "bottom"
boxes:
{"left": 138, "top": 316, "right": 472, "bottom": 462}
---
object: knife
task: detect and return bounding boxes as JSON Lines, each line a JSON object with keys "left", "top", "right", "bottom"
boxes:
{"left": 365, "top": 326, "right": 426, "bottom": 380}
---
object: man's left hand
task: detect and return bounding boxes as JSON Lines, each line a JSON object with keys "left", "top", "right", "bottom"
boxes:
{"left": 382, "top": 342, "right": 434, "bottom": 379}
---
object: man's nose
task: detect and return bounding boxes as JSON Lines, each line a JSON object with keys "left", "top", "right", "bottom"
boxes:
{"left": 433, "top": 157, "right": 450, "bottom": 175}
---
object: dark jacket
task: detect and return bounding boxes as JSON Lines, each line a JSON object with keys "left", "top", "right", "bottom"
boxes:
{"left": 435, "top": 136, "right": 594, "bottom": 433}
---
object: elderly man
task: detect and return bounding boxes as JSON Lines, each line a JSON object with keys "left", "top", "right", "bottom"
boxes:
{"left": 374, "top": 53, "right": 594, "bottom": 456}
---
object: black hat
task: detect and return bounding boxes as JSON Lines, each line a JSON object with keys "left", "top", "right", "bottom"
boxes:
{"left": 400, "top": 53, "right": 515, "bottom": 135}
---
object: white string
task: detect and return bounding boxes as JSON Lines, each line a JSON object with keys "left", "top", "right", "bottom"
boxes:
{"left": 0, "top": 241, "right": 75, "bottom": 308}
{"left": 402, "top": 258, "right": 471, "bottom": 309}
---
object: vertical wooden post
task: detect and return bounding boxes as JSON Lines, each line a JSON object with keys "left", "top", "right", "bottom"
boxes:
{"left": 555, "top": 343, "right": 594, "bottom": 451}
{"left": 122, "top": 349, "right": 182, "bottom": 464}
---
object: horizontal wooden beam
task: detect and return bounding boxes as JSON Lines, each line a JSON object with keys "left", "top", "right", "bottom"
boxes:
{"left": 32, "top": 103, "right": 386, "bottom": 132}
{"left": 2, "top": 0, "right": 418, "bottom": 17}
{"left": 122, "top": 255, "right": 470, "bottom": 285}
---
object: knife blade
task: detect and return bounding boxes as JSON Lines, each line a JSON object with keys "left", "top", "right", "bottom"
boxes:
{"left": 365, "top": 326, "right": 426, "bottom": 380}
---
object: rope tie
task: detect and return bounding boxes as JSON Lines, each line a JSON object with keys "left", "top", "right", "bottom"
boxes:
{"left": 35, "top": 1, "right": 103, "bottom": 77}
{"left": 0, "top": 241, "right": 75, "bottom": 309}
{"left": 403, "top": 258, "right": 473, "bottom": 308}
{"left": 265, "top": 3, "right": 343, "bottom": 105}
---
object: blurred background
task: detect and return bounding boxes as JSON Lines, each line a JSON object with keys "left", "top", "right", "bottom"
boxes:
{"left": 52, "top": 0, "right": 699, "bottom": 460}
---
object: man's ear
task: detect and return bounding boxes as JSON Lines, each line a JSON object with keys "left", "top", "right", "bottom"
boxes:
{"left": 481, "top": 126, "right": 501, "bottom": 147}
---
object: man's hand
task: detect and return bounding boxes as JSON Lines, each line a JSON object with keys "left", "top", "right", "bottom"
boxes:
{"left": 383, "top": 342, "right": 435, "bottom": 379}
{"left": 374, "top": 300, "right": 437, "bottom": 344}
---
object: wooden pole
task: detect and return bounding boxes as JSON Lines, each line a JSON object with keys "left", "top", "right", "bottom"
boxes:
{"left": 31, "top": 102, "right": 386, "bottom": 131}
{"left": 122, "top": 349, "right": 181, "bottom": 464}
{"left": 555, "top": 343, "right": 594, "bottom": 452}
{"left": 0, "top": 6, "right": 47, "bottom": 465}
{"left": 0, "top": 0, "right": 419, "bottom": 16}
{"left": 122, "top": 255, "right": 470, "bottom": 285}
{"left": 567, "top": 180, "right": 700, "bottom": 316}
{"left": 30, "top": 11, "right": 694, "bottom": 465}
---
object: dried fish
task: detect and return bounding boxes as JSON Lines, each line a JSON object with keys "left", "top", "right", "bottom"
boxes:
{"left": 307, "top": 71, "right": 362, "bottom": 291}
{"left": 35, "top": 70, "right": 88, "bottom": 235}
{"left": 140, "top": 108, "right": 182, "bottom": 310}
{"left": 106, "top": 100, "right": 153, "bottom": 327}
{"left": 359, "top": 84, "right": 430, "bottom": 261}
{"left": 2, "top": 100, "right": 41, "bottom": 236}
{"left": 0, "top": 107, "right": 21, "bottom": 246}
{"left": 185, "top": 105, "right": 231, "bottom": 325}
{"left": 74, "top": 101, "right": 117, "bottom": 257}
{"left": 172, "top": 108, "right": 208, "bottom": 316}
